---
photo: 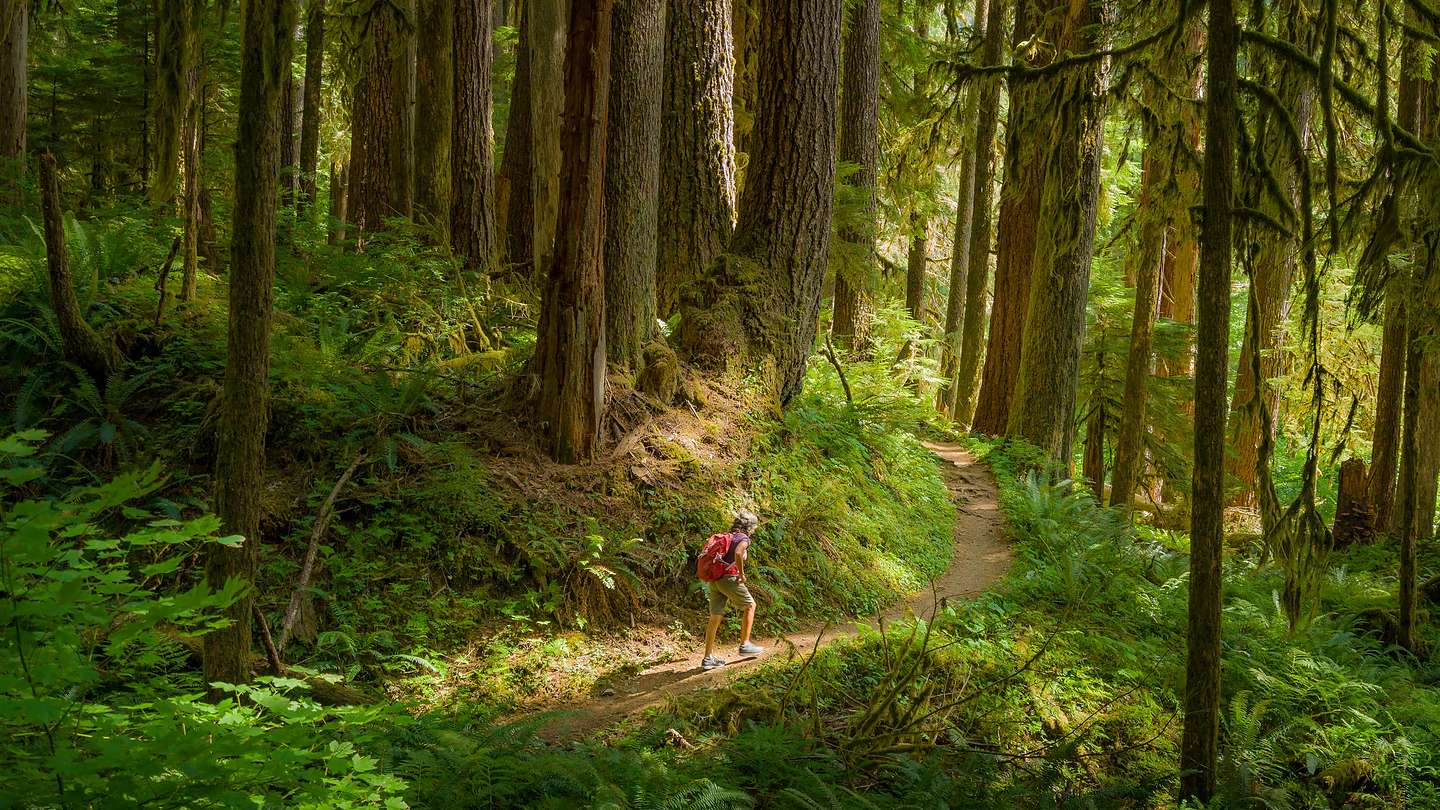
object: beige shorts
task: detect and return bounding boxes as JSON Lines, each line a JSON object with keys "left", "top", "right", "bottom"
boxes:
{"left": 707, "top": 575, "right": 755, "bottom": 615}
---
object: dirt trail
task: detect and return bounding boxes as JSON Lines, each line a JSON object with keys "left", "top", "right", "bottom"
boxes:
{"left": 536, "top": 442, "right": 1011, "bottom": 741}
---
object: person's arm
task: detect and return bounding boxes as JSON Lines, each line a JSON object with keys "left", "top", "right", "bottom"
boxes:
{"left": 736, "top": 539, "right": 750, "bottom": 582}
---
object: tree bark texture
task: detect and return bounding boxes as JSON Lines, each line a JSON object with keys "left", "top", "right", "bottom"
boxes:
{"left": 452, "top": 0, "right": 500, "bottom": 270}
{"left": 1181, "top": 0, "right": 1237, "bottom": 798}
{"left": 415, "top": 0, "right": 455, "bottom": 237}
{"left": 39, "top": 153, "right": 117, "bottom": 381}
{"left": 1156, "top": 23, "right": 1205, "bottom": 382}
{"left": 498, "top": 3, "right": 533, "bottom": 274}
{"left": 152, "top": 0, "right": 197, "bottom": 204}
{"left": 952, "top": 0, "right": 1007, "bottom": 427}
{"left": 1397, "top": 320, "right": 1423, "bottom": 651}
{"left": 1110, "top": 137, "right": 1167, "bottom": 511}
{"left": 657, "top": 0, "right": 736, "bottom": 316}
{"left": 298, "top": 0, "right": 325, "bottom": 208}
{"left": 533, "top": 0, "right": 611, "bottom": 463}
{"left": 1, "top": 0, "right": 26, "bottom": 202}
{"left": 603, "top": 0, "right": 665, "bottom": 370}
{"left": 1226, "top": 54, "right": 1312, "bottom": 506}
{"left": 528, "top": 0, "right": 569, "bottom": 276}
{"left": 1368, "top": 294, "right": 1407, "bottom": 530}
{"left": 206, "top": 0, "right": 296, "bottom": 693}
{"left": 831, "top": 0, "right": 880, "bottom": 351}
{"left": 348, "top": 0, "right": 413, "bottom": 236}
{"left": 180, "top": 43, "right": 202, "bottom": 300}
{"left": 972, "top": 0, "right": 1048, "bottom": 435}
{"left": 1004, "top": 0, "right": 1110, "bottom": 463}
{"left": 279, "top": 37, "right": 300, "bottom": 207}
{"left": 680, "top": 0, "right": 841, "bottom": 406}
{"left": 327, "top": 159, "right": 348, "bottom": 244}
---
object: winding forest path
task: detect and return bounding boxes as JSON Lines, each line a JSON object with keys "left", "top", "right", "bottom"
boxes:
{"left": 536, "top": 442, "right": 1011, "bottom": 741}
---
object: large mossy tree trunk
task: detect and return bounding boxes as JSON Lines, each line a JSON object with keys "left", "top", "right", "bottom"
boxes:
{"left": 0, "top": 0, "right": 24, "bottom": 202}
{"left": 1003, "top": 0, "right": 1111, "bottom": 463}
{"left": 151, "top": 0, "right": 197, "bottom": 205}
{"left": 971, "top": 0, "right": 1047, "bottom": 436}
{"left": 347, "top": 0, "right": 413, "bottom": 238}
{"left": 528, "top": 0, "right": 569, "bottom": 277}
{"left": 39, "top": 153, "right": 118, "bottom": 381}
{"left": 452, "top": 0, "right": 500, "bottom": 270}
{"left": 297, "top": 0, "right": 324, "bottom": 208}
{"left": 414, "top": 0, "right": 455, "bottom": 239}
{"left": 951, "top": 0, "right": 1007, "bottom": 427}
{"left": 179, "top": 29, "right": 203, "bottom": 301}
{"left": 278, "top": 25, "right": 301, "bottom": 208}
{"left": 831, "top": 0, "right": 880, "bottom": 352}
{"left": 680, "top": 0, "right": 840, "bottom": 406}
{"left": 206, "top": 0, "right": 295, "bottom": 694}
{"left": 657, "top": 0, "right": 736, "bottom": 316}
{"left": 1181, "top": 0, "right": 1238, "bottom": 797}
{"left": 1368, "top": 294, "right": 1407, "bottom": 529}
{"left": 533, "top": 0, "right": 611, "bottom": 463}
{"left": 603, "top": 0, "right": 665, "bottom": 370}
{"left": 497, "top": 3, "right": 533, "bottom": 274}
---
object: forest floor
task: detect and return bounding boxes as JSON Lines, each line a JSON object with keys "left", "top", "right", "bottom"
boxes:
{"left": 532, "top": 441, "right": 1012, "bottom": 741}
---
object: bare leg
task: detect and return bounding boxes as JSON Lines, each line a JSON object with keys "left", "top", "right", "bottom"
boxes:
{"left": 704, "top": 613, "right": 723, "bottom": 658}
{"left": 740, "top": 604, "right": 755, "bottom": 647}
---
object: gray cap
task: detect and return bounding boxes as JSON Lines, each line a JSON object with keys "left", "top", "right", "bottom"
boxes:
{"left": 732, "top": 511, "right": 759, "bottom": 532}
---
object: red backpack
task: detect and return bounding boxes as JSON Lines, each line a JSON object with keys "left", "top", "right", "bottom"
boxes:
{"left": 695, "top": 533, "right": 738, "bottom": 582}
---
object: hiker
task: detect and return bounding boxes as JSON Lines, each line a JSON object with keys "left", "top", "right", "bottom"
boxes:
{"left": 696, "top": 511, "right": 764, "bottom": 669}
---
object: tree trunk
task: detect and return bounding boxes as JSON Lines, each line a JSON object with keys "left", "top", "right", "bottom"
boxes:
{"left": 180, "top": 41, "right": 202, "bottom": 301}
{"left": 0, "top": 0, "right": 26, "bottom": 203}
{"left": 971, "top": 0, "right": 1047, "bottom": 436}
{"left": 347, "top": 0, "right": 413, "bottom": 238}
{"left": 151, "top": 0, "right": 196, "bottom": 204}
{"left": 603, "top": 0, "right": 665, "bottom": 370}
{"left": 831, "top": 0, "right": 880, "bottom": 351}
{"left": 1083, "top": 394, "right": 1105, "bottom": 500}
{"left": 497, "top": 3, "right": 533, "bottom": 274}
{"left": 657, "top": 0, "right": 736, "bottom": 316}
{"left": 298, "top": 0, "right": 324, "bottom": 208}
{"left": 533, "top": 0, "right": 611, "bottom": 463}
{"left": 679, "top": 0, "right": 841, "bottom": 406}
{"left": 951, "top": 0, "right": 1007, "bottom": 427}
{"left": 1180, "top": 0, "right": 1237, "bottom": 797}
{"left": 905, "top": 215, "right": 927, "bottom": 323}
{"left": 1397, "top": 319, "right": 1423, "bottom": 652}
{"left": 452, "top": 0, "right": 500, "bottom": 270}
{"left": 1110, "top": 148, "right": 1166, "bottom": 511}
{"left": 415, "top": 0, "right": 455, "bottom": 237}
{"left": 1332, "top": 457, "right": 1374, "bottom": 546}
{"left": 206, "top": 0, "right": 296, "bottom": 694}
{"left": 528, "top": 0, "right": 569, "bottom": 276}
{"left": 1156, "top": 25, "right": 1205, "bottom": 383}
{"left": 327, "top": 159, "right": 348, "bottom": 244}
{"left": 1004, "top": 0, "right": 1110, "bottom": 463}
{"left": 1414, "top": 349, "right": 1439, "bottom": 540}
{"left": 278, "top": 20, "right": 302, "bottom": 207}
{"left": 1368, "top": 294, "right": 1407, "bottom": 530}
{"left": 39, "top": 154, "right": 118, "bottom": 381}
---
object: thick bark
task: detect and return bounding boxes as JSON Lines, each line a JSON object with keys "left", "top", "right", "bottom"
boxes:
{"left": 680, "top": 0, "right": 841, "bottom": 405}
{"left": 831, "top": 0, "right": 880, "bottom": 351}
{"left": 327, "top": 159, "right": 348, "bottom": 244}
{"left": 415, "top": 0, "right": 455, "bottom": 236}
{"left": 1397, "top": 321, "right": 1422, "bottom": 651}
{"left": 206, "top": 0, "right": 295, "bottom": 693}
{"left": 533, "top": 0, "right": 611, "bottom": 463}
{"left": 1414, "top": 349, "right": 1439, "bottom": 540}
{"left": 657, "top": 0, "right": 736, "bottom": 316}
{"left": 971, "top": 0, "right": 1047, "bottom": 435}
{"left": 452, "top": 0, "right": 500, "bottom": 270}
{"left": 298, "top": 0, "right": 324, "bottom": 208}
{"left": 279, "top": 36, "right": 300, "bottom": 207}
{"left": 180, "top": 48, "right": 202, "bottom": 300}
{"left": 1156, "top": 27, "right": 1205, "bottom": 382}
{"left": 1110, "top": 149, "right": 1166, "bottom": 511}
{"left": 152, "top": 0, "right": 197, "bottom": 204}
{"left": 1181, "top": 0, "right": 1238, "bottom": 798}
{"left": 497, "top": 3, "right": 533, "bottom": 274}
{"left": 1, "top": 0, "right": 26, "bottom": 202}
{"left": 1369, "top": 295, "right": 1407, "bottom": 529}
{"left": 1004, "top": 0, "right": 1110, "bottom": 463}
{"left": 347, "top": 0, "right": 413, "bottom": 237}
{"left": 603, "top": 0, "right": 665, "bottom": 370}
{"left": 39, "top": 154, "right": 117, "bottom": 380}
{"left": 528, "top": 0, "right": 569, "bottom": 275}
{"left": 1083, "top": 390, "right": 1106, "bottom": 499}
{"left": 952, "top": 0, "right": 1007, "bottom": 427}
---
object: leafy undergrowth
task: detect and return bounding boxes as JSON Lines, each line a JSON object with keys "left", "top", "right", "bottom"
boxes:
{"left": 394, "top": 440, "right": 1440, "bottom": 809}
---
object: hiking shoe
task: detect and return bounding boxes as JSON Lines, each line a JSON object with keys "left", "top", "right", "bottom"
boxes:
{"left": 737, "top": 642, "right": 764, "bottom": 656}
{"left": 701, "top": 656, "right": 727, "bottom": 669}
